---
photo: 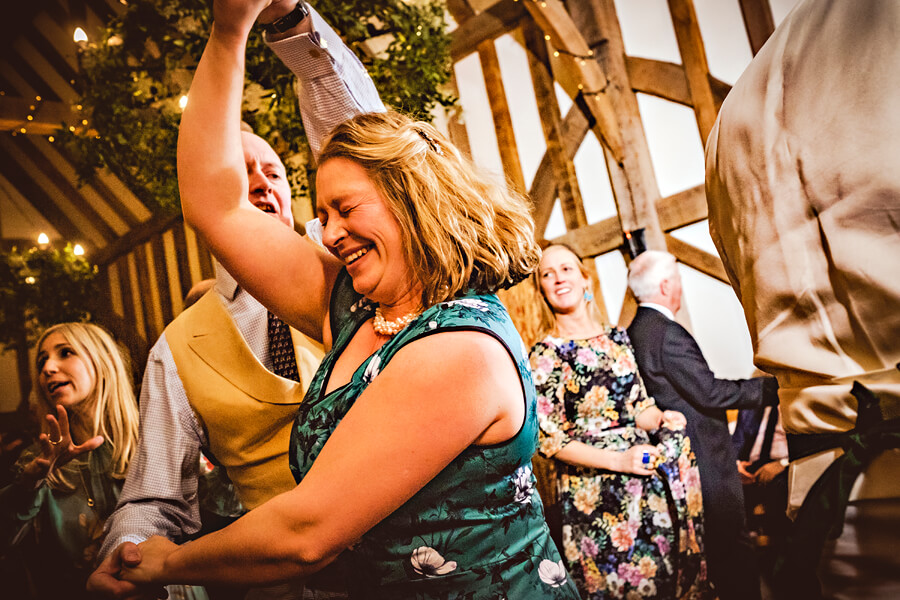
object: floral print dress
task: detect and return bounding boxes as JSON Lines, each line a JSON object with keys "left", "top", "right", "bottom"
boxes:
{"left": 530, "top": 328, "right": 710, "bottom": 599}
{"left": 289, "top": 271, "right": 580, "bottom": 599}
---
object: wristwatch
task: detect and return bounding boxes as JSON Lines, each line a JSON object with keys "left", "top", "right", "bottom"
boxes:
{"left": 260, "top": 2, "right": 309, "bottom": 35}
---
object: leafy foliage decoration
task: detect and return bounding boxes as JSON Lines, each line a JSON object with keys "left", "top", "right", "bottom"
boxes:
{"left": 0, "top": 245, "right": 98, "bottom": 353}
{"left": 60, "top": 0, "right": 454, "bottom": 215}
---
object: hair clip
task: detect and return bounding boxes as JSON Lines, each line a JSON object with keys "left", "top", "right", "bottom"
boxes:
{"left": 416, "top": 128, "right": 444, "bottom": 156}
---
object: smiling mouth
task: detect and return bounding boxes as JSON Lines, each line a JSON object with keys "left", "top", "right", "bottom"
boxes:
{"left": 256, "top": 203, "right": 277, "bottom": 214}
{"left": 47, "top": 381, "right": 69, "bottom": 393}
{"left": 345, "top": 247, "right": 370, "bottom": 264}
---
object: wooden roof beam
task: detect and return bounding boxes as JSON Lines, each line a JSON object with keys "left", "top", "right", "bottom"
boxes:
{"left": 0, "top": 95, "right": 77, "bottom": 135}
{"left": 520, "top": 0, "right": 624, "bottom": 162}
{"left": 738, "top": 0, "right": 776, "bottom": 56}
{"left": 664, "top": 233, "right": 728, "bottom": 282}
{"left": 450, "top": 0, "right": 526, "bottom": 61}
{"left": 547, "top": 183, "right": 708, "bottom": 258}
{"left": 667, "top": 0, "right": 718, "bottom": 142}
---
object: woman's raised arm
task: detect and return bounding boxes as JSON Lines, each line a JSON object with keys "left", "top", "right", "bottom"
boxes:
{"left": 178, "top": 0, "right": 340, "bottom": 341}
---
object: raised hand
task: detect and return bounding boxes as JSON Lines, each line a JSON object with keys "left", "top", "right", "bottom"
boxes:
{"left": 20, "top": 405, "right": 104, "bottom": 484}
{"left": 212, "top": 0, "right": 284, "bottom": 39}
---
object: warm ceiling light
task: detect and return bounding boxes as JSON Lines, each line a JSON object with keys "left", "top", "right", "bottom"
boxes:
{"left": 74, "top": 27, "right": 88, "bottom": 43}
{"left": 73, "top": 244, "right": 85, "bottom": 256}
{"left": 38, "top": 233, "right": 50, "bottom": 245}
{"left": 178, "top": 95, "right": 188, "bottom": 109}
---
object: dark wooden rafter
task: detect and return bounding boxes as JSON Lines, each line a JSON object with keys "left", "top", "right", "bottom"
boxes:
{"left": 738, "top": 0, "right": 776, "bottom": 56}
{"left": 664, "top": 233, "right": 728, "bottom": 282}
{"left": 566, "top": 0, "right": 665, "bottom": 250}
{"left": 520, "top": 0, "right": 624, "bottom": 162}
{"left": 16, "top": 136, "right": 118, "bottom": 242}
{"left": 92, "top": 212, "right": 180, "bottom": 266}
{"left": 151, "top": 234, "right": 174, "bottom": 326}
{"left": 667, "top": 0, "right": 718, "bottom": 143}
{"left": 171, "top": 223, "right": 195, "bottom": 306}
{"left": 448, "top": 0, "right": 527, "bottom": 194}
{"left": 529, "top": 104, "right": 591, "bottom": 237}
{"left": 0, "top": 140, "right": 85, "bottom": 242}
{"left": 549, "top": 183, "right": 708, "bottom": 258}
{"left": 0, "top": 95, "right": 81, "bottom": 134}
{"left": 450, "top": 0, "right": 526, "bottom": 62}
{"left": 523, "top": 20, "right": 587, "bottom": 231}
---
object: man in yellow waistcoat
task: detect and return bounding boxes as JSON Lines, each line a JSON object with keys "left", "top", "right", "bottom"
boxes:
{"left": 88, "top": 2, "right": 384, "bottom": 598}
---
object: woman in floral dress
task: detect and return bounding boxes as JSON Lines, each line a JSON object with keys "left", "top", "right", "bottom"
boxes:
{"left": 530, "top": 245, "right": 710, "bottom": 599}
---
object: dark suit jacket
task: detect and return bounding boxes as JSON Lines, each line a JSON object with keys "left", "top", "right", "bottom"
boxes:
{"left": 627, "top": 306, "right": 777, "bottom": 536}
{"left": 732, "top": 405, "right": 781, "bottom": 472}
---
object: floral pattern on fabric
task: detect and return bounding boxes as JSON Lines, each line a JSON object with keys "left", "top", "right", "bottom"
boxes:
{"left": 289, "top": 271, "right": 579, "bottom": 599}
{"left": 530, "top": 328, "right": 711, "bottom": 599}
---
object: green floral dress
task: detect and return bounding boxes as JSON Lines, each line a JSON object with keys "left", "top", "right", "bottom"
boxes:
{"left": 290, "top": 271, "right": 580, "bottom": 599}
{"left": 530, "top": 329, "right": 711, "bottom": 599}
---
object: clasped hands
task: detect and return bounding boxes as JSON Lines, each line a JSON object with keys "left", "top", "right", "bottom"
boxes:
{"left": 87, "top": 537, "right": 177, "bottom": 599}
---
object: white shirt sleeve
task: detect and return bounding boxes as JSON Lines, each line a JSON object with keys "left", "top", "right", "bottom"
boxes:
{"left": 265, "top": 3, "right": 386, "bottom": 161}
{"left": 99, "top": 333, "right": 207, "bottom": 558}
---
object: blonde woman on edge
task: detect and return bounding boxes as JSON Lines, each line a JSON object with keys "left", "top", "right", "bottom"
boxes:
{"left": 0, "top": 323, "right": 139, "bottom": 599}
{"left": 112, "top": 1, "right": 579, "bottom": 598}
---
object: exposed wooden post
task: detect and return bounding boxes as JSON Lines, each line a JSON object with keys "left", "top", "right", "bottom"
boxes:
{"left": 566, "top": 0, "right": 667, "bottom": 252}
{"left": 448, "top": 0, "right": 527, "bottom": 193}
{"left": 667, "top": 0, "right": 719, "bottom": 142}
{"left": 522, "top": 19, "right": 608, "bottom": 322}
{"left": 478, "top": 41, "right": 527, "bottom": 193}
{"left": 738, "top": 0, "right": 776, "bottom": 56}
{"left": 664, "top": 233, "right": 728, "bottom": 283}
{"left": 522, "top": 19, "right": 588, "bottom": 232}
{"left": 520, "top": 0, "right": 624, "bottom": 162}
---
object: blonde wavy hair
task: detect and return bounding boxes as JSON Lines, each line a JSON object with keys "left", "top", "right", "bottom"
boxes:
{"left": 532, "top": 244, "right": 606, "bottom": 341}
{"left": 318, "top": 111, "right": 541, "bottom": 306}
{"left": 32, "top": 322, "right": 139, "bottom": 490}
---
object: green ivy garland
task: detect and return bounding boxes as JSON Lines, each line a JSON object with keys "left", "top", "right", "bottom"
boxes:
{"left": 61, "top": 0, "right": 454, "bottom": 215}
{"left": 0, "top": 245, "right": 98, "bottom": 352}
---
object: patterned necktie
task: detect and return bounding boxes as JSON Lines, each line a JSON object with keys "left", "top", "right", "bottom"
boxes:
{"left": 267, "top": 312, "right": 301, "bottom": 382}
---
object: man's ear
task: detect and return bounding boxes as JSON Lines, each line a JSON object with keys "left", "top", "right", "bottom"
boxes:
{"left": 659, "top": 277, "right": 671, "bottom": 298}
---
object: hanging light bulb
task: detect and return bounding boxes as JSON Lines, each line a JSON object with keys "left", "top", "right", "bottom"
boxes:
{"left": 38, "top": 232, "right": 50, "bottom": 246}
{"left": 73, "top": 244, "right": 85, "bottom": 256}
{"left": 73, "top": 27, "right": 88, "bottom": 43}
{"left": 178, "top": 95, "right": 189, "bottom": 109}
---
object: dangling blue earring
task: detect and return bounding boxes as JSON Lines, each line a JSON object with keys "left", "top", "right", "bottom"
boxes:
{"left": 583, "top": 289, "right": 594, "bottom": 302}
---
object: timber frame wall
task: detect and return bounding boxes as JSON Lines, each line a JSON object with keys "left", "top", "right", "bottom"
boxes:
{"left": 2, "top": 0, "right": 778, "bottom": 388}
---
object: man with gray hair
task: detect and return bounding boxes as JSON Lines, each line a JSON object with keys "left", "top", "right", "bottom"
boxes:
{"left": 626, "top": 250, "right": 778, "bottom": 600}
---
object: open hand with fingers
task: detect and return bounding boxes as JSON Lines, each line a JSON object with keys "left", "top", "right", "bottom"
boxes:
{"left": 20, "top": 404, "right": 104, "bottom": 485}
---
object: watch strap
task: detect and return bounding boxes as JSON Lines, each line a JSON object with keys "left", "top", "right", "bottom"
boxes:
{"left": 260, "top": 2, "right": 309, "bottom": 35}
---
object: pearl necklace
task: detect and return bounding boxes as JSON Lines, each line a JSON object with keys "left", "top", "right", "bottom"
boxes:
{"left": 372, "top": 305, "right": 419, "bottom": 336}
